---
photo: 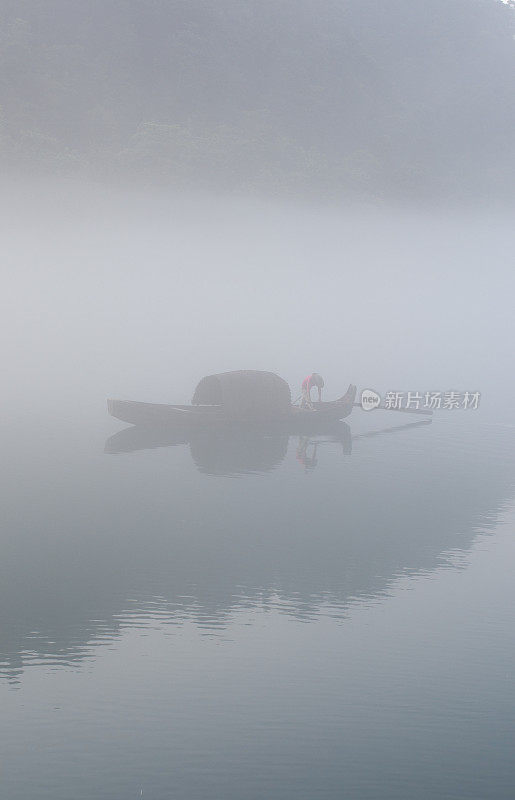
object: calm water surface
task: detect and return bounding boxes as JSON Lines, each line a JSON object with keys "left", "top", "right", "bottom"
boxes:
{"left": 1, "top": 406, "right": 515, "bottom": 799}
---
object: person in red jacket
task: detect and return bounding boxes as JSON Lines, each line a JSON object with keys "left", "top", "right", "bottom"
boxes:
{"left": 301, "top": 373, "right": 324, "bottom": 409}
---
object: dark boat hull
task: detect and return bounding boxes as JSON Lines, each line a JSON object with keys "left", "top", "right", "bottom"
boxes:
{"left": 107, "top": 385, "right": 357, "bottom": 428}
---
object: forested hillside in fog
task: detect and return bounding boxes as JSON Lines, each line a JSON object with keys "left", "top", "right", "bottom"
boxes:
{"left": 1, "top": 0, "right": 513, "bottom": 199}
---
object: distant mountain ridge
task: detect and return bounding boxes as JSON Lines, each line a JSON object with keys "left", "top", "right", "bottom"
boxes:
{"left": 0, "top": 0, "right": 513, "bottom": 199}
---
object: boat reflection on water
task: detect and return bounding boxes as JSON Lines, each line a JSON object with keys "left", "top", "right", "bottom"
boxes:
{"left": 104, "top": 418, "right": 432, "bottom": 475}
{"left": 296, "top": 436, "right": 320, "bottom": 473}
{"left": 190, "top": 430, "right": 290, "bottom": 476}
{"left": 3, "top": 412, "right": 514, "bottom": 684}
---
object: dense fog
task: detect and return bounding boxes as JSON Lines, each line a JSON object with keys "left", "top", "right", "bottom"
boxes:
{"left": 1, "top": 0, "right": 514, "bottom": 199}
{"left": 3, "top": 178, "right": 514, "bottom": 427}
{"left": 2, "top": 0, "right": 514, "bottom": 425}
{"left": 3, "top": 7, "right": 515, "bottom": 796}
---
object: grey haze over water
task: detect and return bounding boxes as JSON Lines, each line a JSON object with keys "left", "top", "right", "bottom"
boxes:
{"left": 4, "top": 180, "right": 514, "bottom": 412}
{"left": 2, "top": 0, "right": 514, "bottom": 795}
{"left": 2, "top": 178, "right": 515, "bottom": 798}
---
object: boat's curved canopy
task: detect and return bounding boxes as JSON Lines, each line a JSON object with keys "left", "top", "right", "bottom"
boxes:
{"left": 192, "top": 370, "right": 291, "bottom": 420}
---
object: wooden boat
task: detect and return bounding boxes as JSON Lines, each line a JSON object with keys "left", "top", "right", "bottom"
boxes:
{"left": 108, "top": 370, "right": 357, "bottom": 428}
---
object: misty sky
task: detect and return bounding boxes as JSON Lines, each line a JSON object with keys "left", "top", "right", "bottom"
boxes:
{"left": 3, "top": 179, "right": 513, "bottom": 427}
